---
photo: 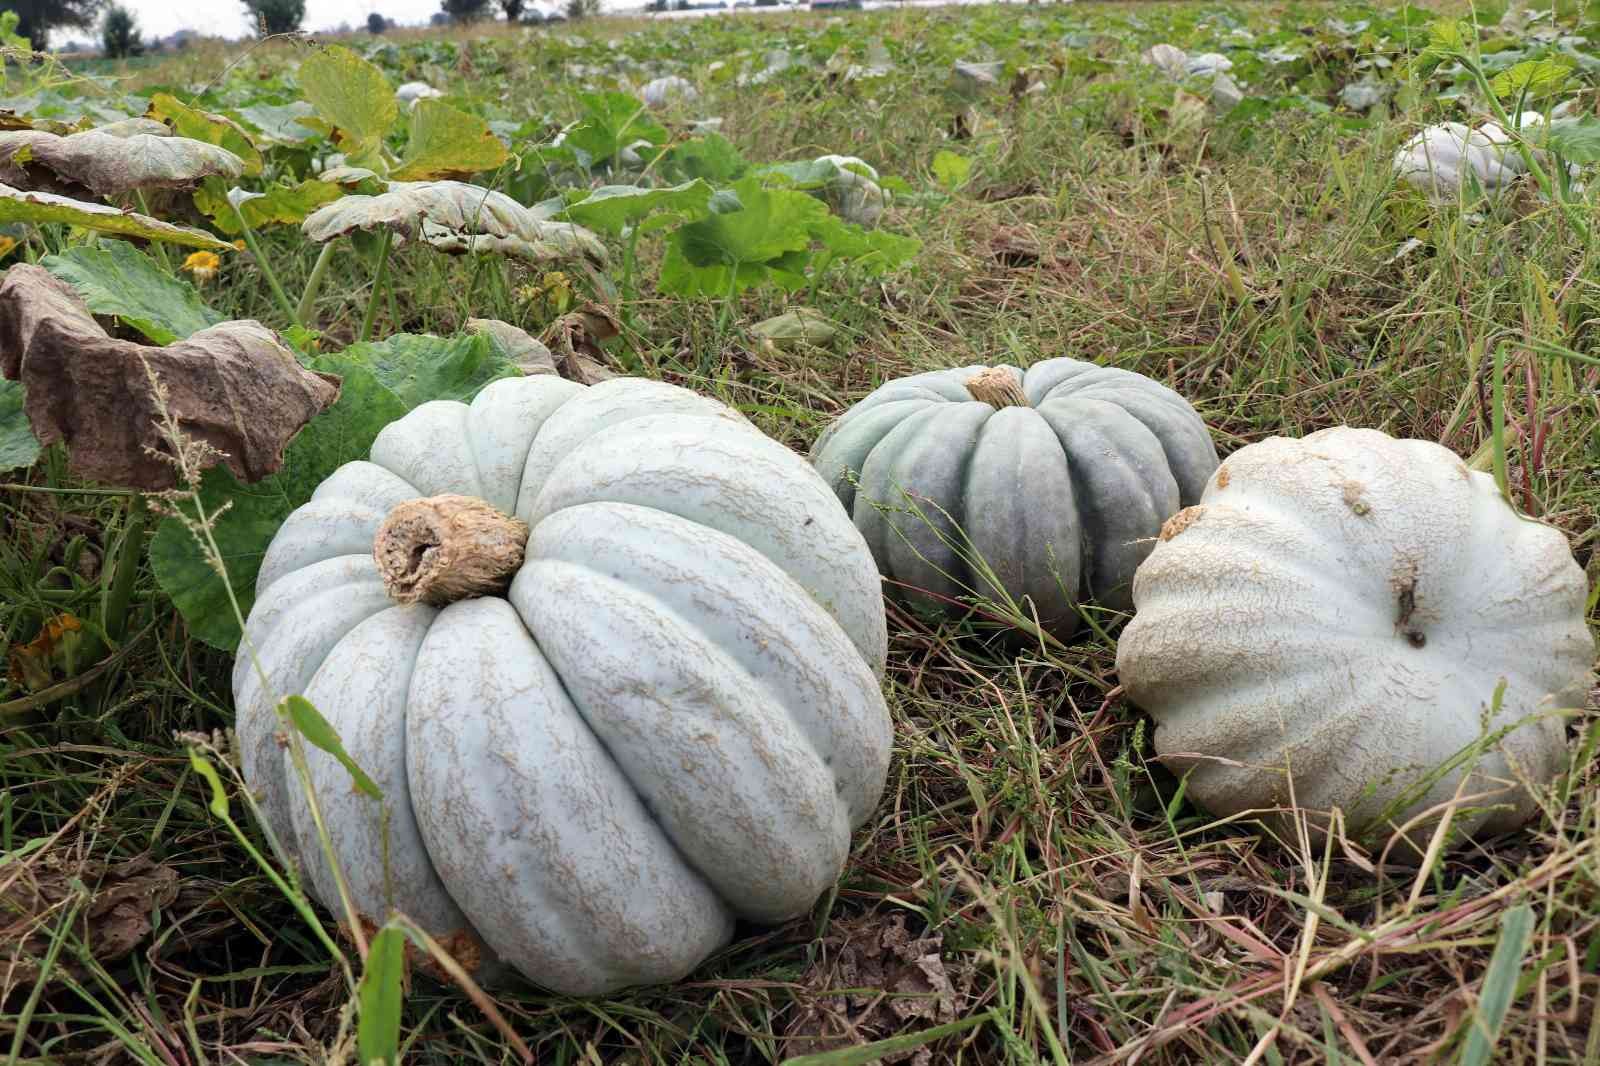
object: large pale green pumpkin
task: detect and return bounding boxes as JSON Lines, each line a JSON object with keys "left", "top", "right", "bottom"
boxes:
{"left": 809, "top": 358, "right": 1218, "bottom": 639}
{"left": 233, "top": 375, "right": 892, "bottom": 995}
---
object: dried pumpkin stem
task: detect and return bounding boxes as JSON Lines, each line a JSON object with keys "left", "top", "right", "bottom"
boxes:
{"left": 374, "top": 495, "right": 528, "bottom": 606}
{"left": 965, "top": 367, "right": 1030, "bottom": 409}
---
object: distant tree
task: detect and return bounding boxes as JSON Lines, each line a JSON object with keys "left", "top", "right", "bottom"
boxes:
{"left": 565, "top": 0, "right": 600, "bottom": 17}
{"left": 429, "top": 11, "right": 449, "bottom": 25}
{"left": 241, "top": 0, "right": 306, "bottom": 35}
{"left": 9, "top": 0, "right": 104, "bottom": 50}
{"left": 99, "top": 3, "right": 141, "bottom": 56}
{"left": 440, "top": 0, "right": 492, "bottom": 21}
{"left": 500, "top": 0, "right": 524, "bottom": 19}
{"left": 367, "top": 11, "right": 388, "bottom": 32}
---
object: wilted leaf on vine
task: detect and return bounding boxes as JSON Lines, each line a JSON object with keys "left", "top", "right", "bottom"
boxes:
{"left": 0, "top": 184, "right": 235, "bottom": 250}
{"left": 6, "top": 612, "right": 85, "bottom": 691}
{"left": 0, "top": 265, "right": 339, "bottom": 490}
{"left": 297, "top": 45, "right": 398, "bottom": 171}
{"left": 390, "top": 98, "right": 509, "bottom": 181}
{"left": 194, "top": 175, "right": 345, "bottom": 235}
{"left": 147, "top": 92, "right": 264, "bottom": 176}
{"left": 751, "top": 308, "right": 840, "bottom": 348}
{"left": 0, "top": 128, "right": 245, "bottom": 197}
{"left": 302, "top": 180, "right": 607, "bottom": 265}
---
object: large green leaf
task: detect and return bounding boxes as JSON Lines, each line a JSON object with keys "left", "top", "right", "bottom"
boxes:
{"left": 297, "top": 45, "right": 397, "bottom": 171}
{"left": 233, "top": 101, "right": 322, "bottom": 146}
{"left": 1547, "top": 116, "right": 1600, "bottom": 162}
{"left": 0, "top": 379, "right": 40, "bottom": 472}
{"left": 41, "top": 241, "right": 222, "bottom": 344}
{"left": 663, "top": 133, "right": 748, "bottom": 184}
{"left": 660, "top": 176, "right": 829, "bottom": 296}
{"left": 560, "top": 179, "right": 714, "bottom": 236}
{"left": 390, "top": 98, "right": 510, "bottom": 181}
{"left": 147, "top": 92, "right": 264, "bottom": 177}
{"left": 325, "top": 331, "right": 519, "bottom": 409}
{"left": 356, "top": 923, "right": 407, "bottom": 1066}
{"left": 194, "top": 176, "right": 345, "bottom": 235}
{"left": 1487, "top": 58, "right": 1571, "bottom": 101}
{"left": 151, "top": 332, "right": 520, "bottom": 650}
{"left": 562, "top": 91, "right": 668, "bottom": 170}
{"left": 0, "top": 184, "right": 234, "bottom": 250}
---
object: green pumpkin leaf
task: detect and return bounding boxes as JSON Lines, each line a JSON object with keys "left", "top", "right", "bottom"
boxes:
{"left": 390, "top": 98, "right": 510, "bottom": 181}
{"left": 1546, "top": 116, "right": 1600, "bottom": 163}
{"left": 232, "top": 101, "right": 323, "bottom": 146}
{"left": 194, "top": 176, "right": 346, "bottom": 235}
{"left": 149, "top": 361, "right": 406, "bottom": 651}
{"left": 808, "top": 213, "right": 920, "bottom": 273}
{"left": 663, "top": 133, "right": 748, "bottom": 184}
{"left": 147, "top": 92, "right": 265, "bottom": 176}
{"left": 41, "top": 241, "right": 222, "bottom": 345}
{"left": 356, "top": 924, "right": 407, "bottom": 1066}
{"left": 282, "top": 694, "right": 382, "bottom": 801}
{"left": 660, "top": 176, "right": 829, "bottom": 296}
{"left": 297, "top": 45, "right": 397, "bottom": 171}
{"left": 931, "top": 148, "right": 972, "bottom": 190}
{"left": 324, "top": 331, "right": 520, "bottom": 409}
{"left": 560, "top": 179, "right": 714, "bottom": 236}
{"left": 0, "top": 379, "right": 41, "bottom": 473}
{"left": 151, "top": 332, "right": 519, "bottom": 650}
{"left": 0, "top": 185, "right": 235, "bottom": 251}
{"left": 1487, "top": 57, "right": 1572, "bottom": 101}
{"left": 562, "top": 91, "right": 668, "bottom": 170}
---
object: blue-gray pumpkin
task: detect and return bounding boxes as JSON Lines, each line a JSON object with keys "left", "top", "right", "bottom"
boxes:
{"left": 809, "top": 358, "right": 1218, "bottom": 638}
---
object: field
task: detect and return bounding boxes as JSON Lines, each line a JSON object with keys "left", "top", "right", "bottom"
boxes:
{"left": 2, "top": 1, "right": 1599, "bottom": 1062}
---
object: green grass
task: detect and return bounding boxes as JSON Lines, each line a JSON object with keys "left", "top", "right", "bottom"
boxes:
{"left": 4, "top": 1, "right": 1599, "bottom": 1062}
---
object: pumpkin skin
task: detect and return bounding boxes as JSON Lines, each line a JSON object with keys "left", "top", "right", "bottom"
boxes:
{"left": 1115, "top": 427, "right": 1595, "bottom": 846}
{"left": 232, "top": 375, "right": 892, "bottom": 995}
{"left": 809, "top": 358, "right": 1218, "bottom": 639}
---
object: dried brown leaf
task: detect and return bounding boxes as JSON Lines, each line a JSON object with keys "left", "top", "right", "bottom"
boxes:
{"left": 0, "top": 853, "right": 179, "bottom": 993}
{"left": 0, "top": 265, "right": 339, "bottom": 490}
{"left": 540, "top": 303, "right": 622, "bottom": 385}
{"left": 785, "top": 913, "right": 972, "bottom": 1065}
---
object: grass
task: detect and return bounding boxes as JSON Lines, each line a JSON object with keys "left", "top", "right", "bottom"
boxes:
{"left": 4, "top": 1, "right": 1599, "bottom": 1062}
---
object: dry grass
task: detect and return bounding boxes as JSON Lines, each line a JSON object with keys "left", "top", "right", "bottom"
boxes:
{"left": 4, "top": 1, "right": 1599, "bottom": 1062}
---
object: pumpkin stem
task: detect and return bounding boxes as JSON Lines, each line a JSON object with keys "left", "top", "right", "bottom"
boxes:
{"left": 373, "top": 495, "right": 529, "bottom": 606}
{"left": 965, "top": 367, "right": 1030, "bottom": 409}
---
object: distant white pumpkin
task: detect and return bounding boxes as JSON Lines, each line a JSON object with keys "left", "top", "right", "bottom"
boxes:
{"left": 641, "top": 75, "right": 699, "bottom": 107}
{"left": 1116, "top": 427, "right": 1594, "bottom": 849}
{"left": 395, "top": 81, "right": 444, "bottom": 107}
{"left": 1392, "top": 113, "right": 1561, "bottom": 201}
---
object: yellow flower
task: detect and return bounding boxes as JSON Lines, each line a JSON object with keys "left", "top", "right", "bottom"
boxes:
{"left": 182, "top": 251, "right": 221, "bottom": 284}
{"left": 0, "top": 235, "right": 16, "bottom": 261}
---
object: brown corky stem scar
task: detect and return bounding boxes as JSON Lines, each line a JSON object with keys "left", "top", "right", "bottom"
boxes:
{"left": 965, "top": 366, "right": 1030, "bottom": 409}
{"left": 373, "top": 495, "right": 529, "bottom": 606}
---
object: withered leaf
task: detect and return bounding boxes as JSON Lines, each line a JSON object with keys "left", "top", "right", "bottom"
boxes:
{"left": 301, "top": 180, "right": 608, "bottom": 266}
{"left": 0, "top": 265, "right": 339, "bottom": 490}
{"left": 0, "top": 128, "right": 245, "bottom": 198}
{"left": 541, "top": 303, "right": 621, "bottom": 384}
{"left": 0, "top": 853, "right": 180, "bottom": 995}
{"left": 784, "top": 913, "right": 972, "bottom": 1065}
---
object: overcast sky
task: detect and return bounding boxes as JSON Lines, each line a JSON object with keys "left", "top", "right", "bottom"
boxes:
{"left": 71, "top": 0, "right": 540, "bottom": 42}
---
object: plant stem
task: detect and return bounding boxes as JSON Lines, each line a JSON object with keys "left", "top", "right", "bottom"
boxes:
{"left": 103, "top": 493, "right": 147, "bottom": 644}
{"left": 135, "top": 192, "right": 172, "bottom": 272}
{"left": 621, "top": 222, "right": 643, "bottom": 327}
{"left": 232, "top": 203, "right": 301, "bottom": 327}
{"left": 359, "top": 229, "right": 394, "bottom": 344}
{"left": 295, "top": 242, "right": 336, "bottom": 328}
{"left": 1491, "top": 342, "right": 1511, "bottom": 506}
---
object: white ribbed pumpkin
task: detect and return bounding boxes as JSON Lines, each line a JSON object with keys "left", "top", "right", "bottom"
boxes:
{"left": 233, "top": 375, "right": 892, "bottom": 994}
{"left": 1116, "top": 427, "right": 1594, "bottom": 847}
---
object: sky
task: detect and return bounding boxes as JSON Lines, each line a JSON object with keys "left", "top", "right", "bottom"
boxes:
{"left": 79, "top": 0, "right": 534, "bottom": 42}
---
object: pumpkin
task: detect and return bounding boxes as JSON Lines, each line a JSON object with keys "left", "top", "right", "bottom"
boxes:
{"left": 1391, "top": 113, "right": 1576, "bottom": 202}
{"left": 815, "top": 155, "right": 886, "bottom": 228}
{"left": 1115, "top": 427, "right": 1594, "bottom": 846}
{"left": 233, "top": 375, "right": 893, "bottom": 995}
{"left": 809, "top": 358, "right": 1218, "bottom": 639}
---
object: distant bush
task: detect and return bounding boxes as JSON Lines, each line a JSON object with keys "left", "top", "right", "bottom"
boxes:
{"left": 100, "top": 4, "right": 143, "bottom": 58}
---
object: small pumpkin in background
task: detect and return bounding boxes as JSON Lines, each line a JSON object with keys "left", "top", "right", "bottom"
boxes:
{"left": 1116, "top": 427, "right": 1595, "bottom": 850}
{"left": 809, "top": 357, "right": 1218, "bottom": 640}
{"left": 234, "top": 375, "right": 893, "bottom": 995}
